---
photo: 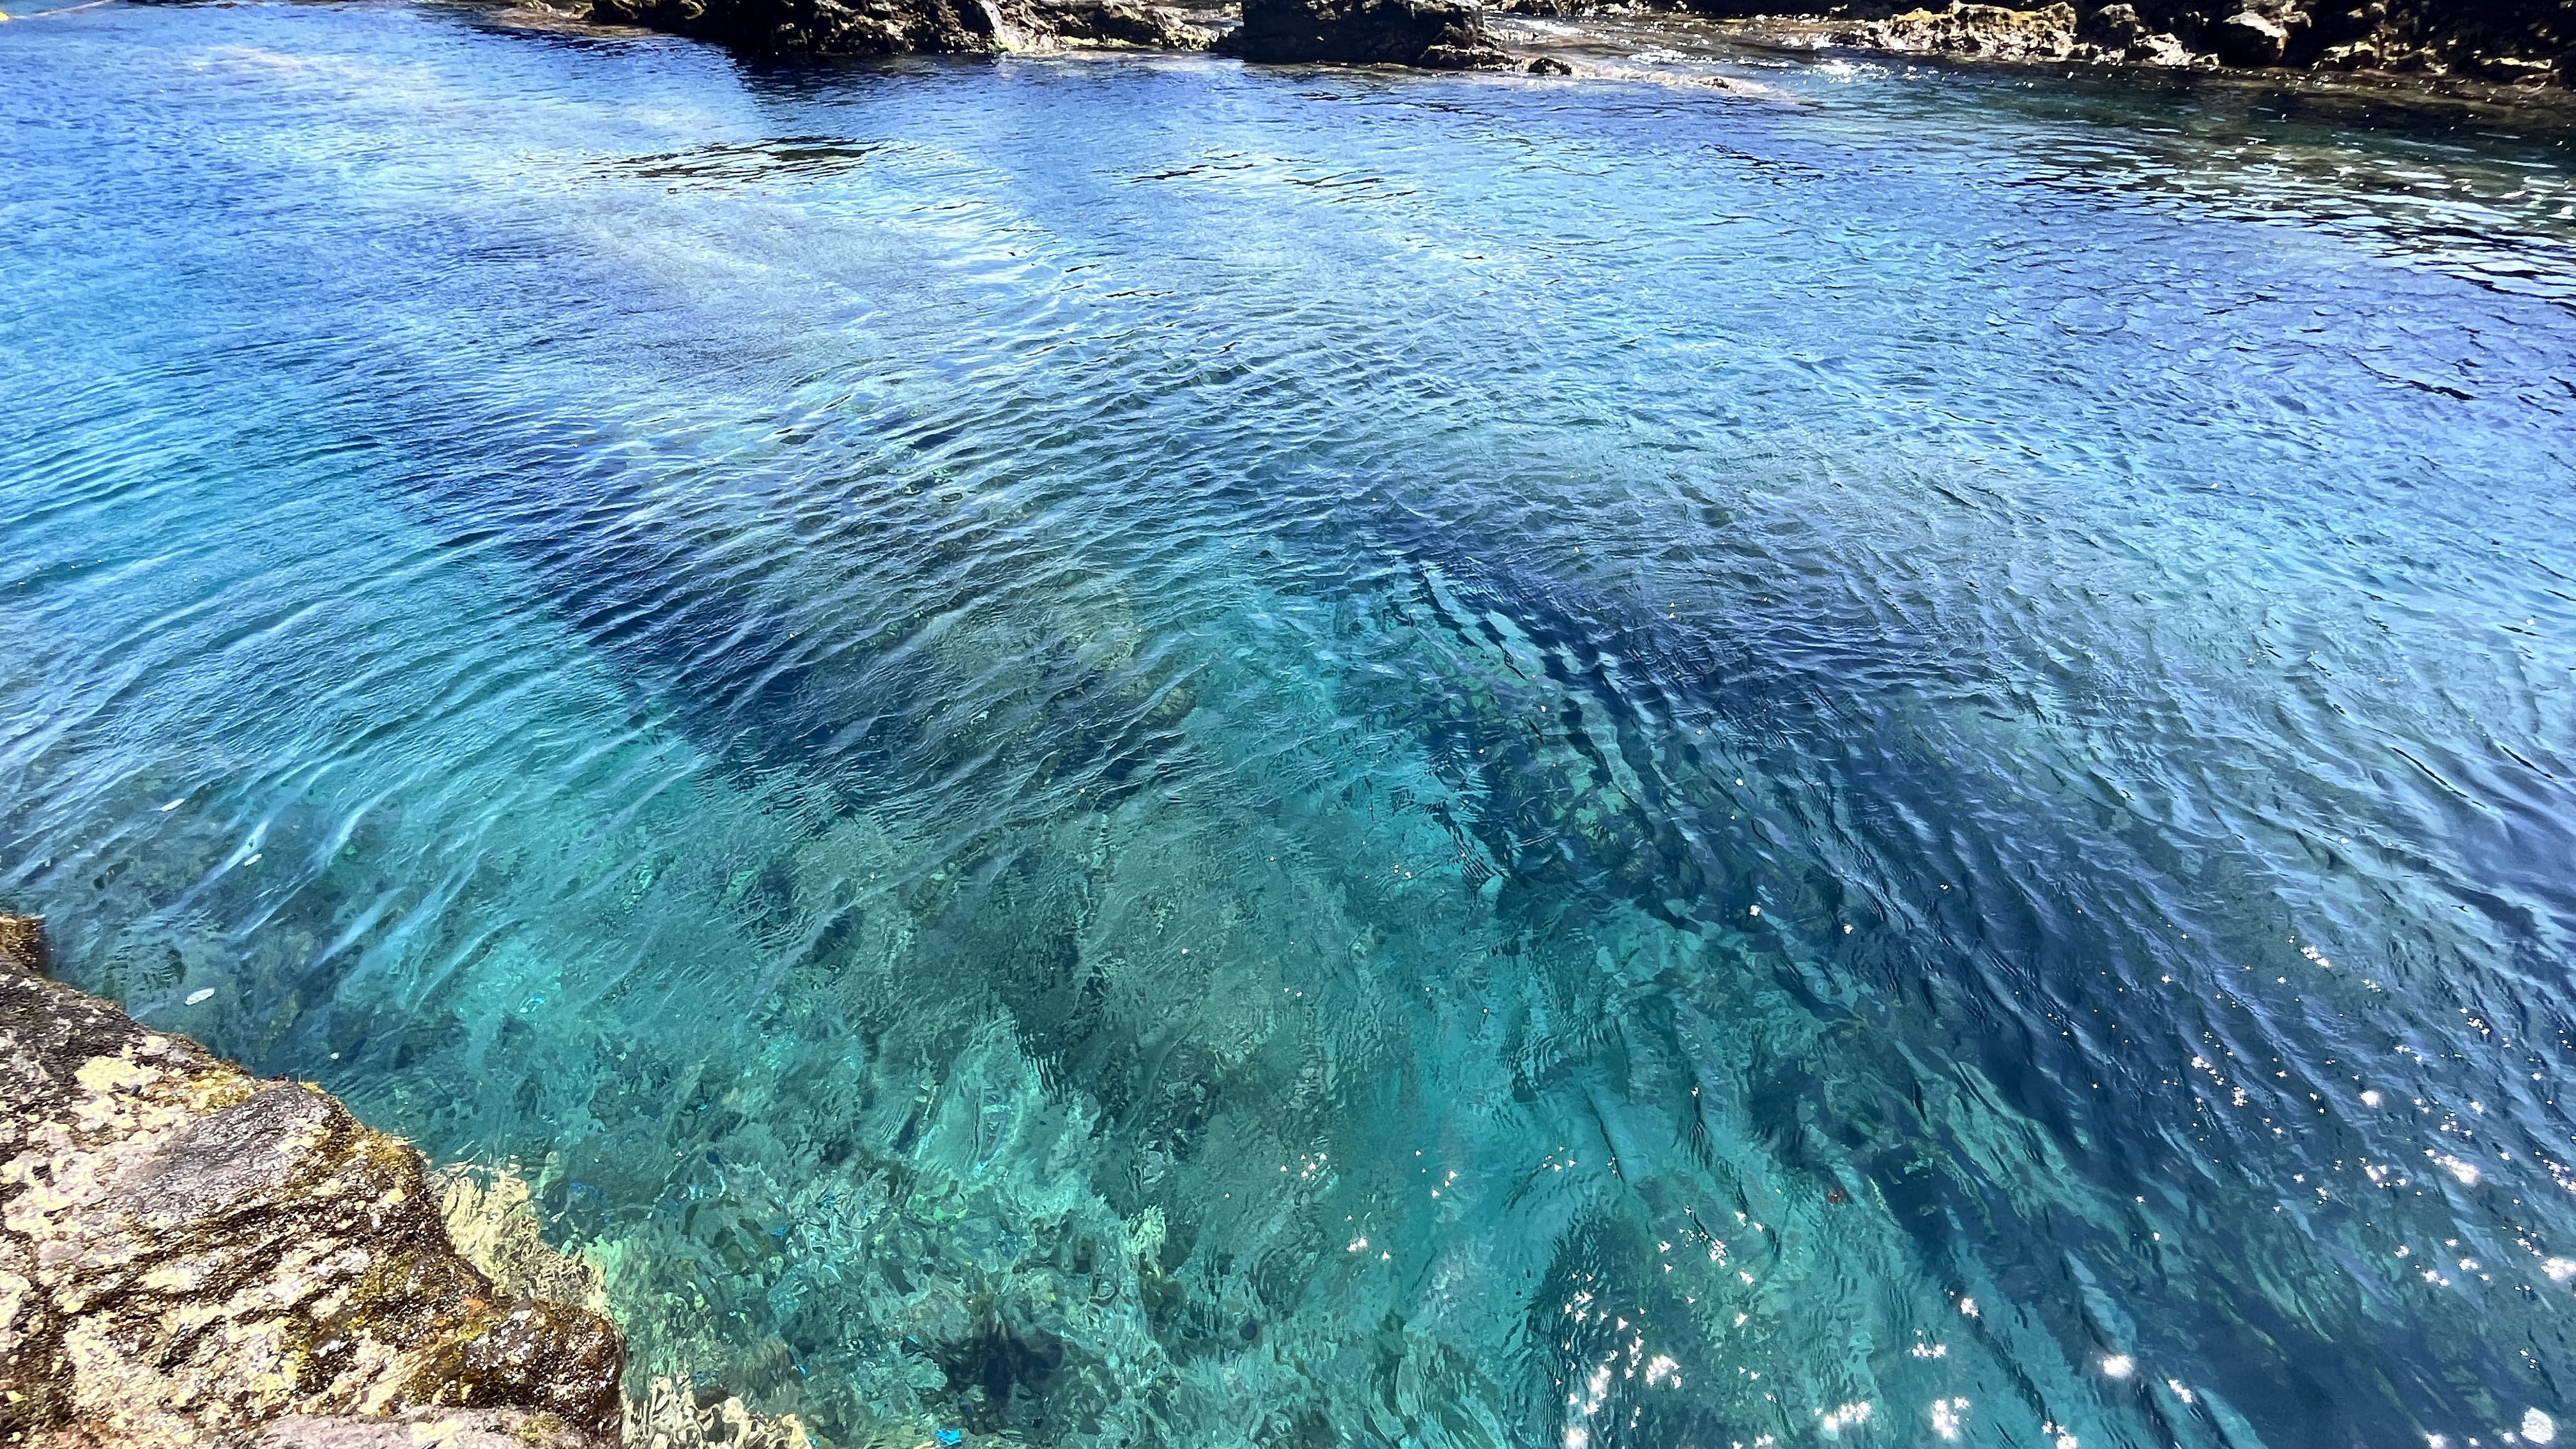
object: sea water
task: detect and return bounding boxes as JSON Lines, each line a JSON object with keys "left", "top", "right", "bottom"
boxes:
{"left": 4, "top": 6, "right": 2573, "bottom": 1445}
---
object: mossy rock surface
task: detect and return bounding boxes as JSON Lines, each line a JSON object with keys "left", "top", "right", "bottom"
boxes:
{"left": 0, "top": 915, "right": 624, "bottom": 1449}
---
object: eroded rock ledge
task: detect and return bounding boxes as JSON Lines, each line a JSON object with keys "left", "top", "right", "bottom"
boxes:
{"left": 1, "top": 914, "right": 622, "bottom": 1449}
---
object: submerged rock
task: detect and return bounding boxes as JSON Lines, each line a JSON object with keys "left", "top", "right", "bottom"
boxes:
{"left": 1220, "top": 0, "right": 1517, "bottom": 66}
{"left": 629, "top": 1372, "right": 819, "bottom": 1449}
{"left": 0, "top": 915, "right": 624, "bottom": 1449}
{"left": 434, "top": 1164, "right": 611, "bottom": 1320}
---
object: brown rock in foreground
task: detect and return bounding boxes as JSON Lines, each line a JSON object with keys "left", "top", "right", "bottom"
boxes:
{"left": 0, "top": 914, "right": 624, "bottom": 1449}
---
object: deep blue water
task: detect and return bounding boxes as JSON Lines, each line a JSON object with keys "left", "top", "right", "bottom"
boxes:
{"left": 6, "top": 6, "right": 2576, "bottom": 1445}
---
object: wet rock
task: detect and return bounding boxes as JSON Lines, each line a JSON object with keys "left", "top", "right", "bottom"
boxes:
{"left": 2211, "top": 7, "right": 2289, "bottom": 63}
{"left": 0, "top": 914, "right": 624, "bottom": 1449}
{"left": 0, "top": 914, "right": 48, "bottom": 975}
{"left": 434, "top": 1165, "right": 610, "bottom": 1317}
{"left": 1222, "top": 0, "right": 1516, "bottom": 67}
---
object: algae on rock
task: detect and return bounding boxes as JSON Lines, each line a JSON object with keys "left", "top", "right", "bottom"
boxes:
{"left": 0, "top": 914, "right": 624, "bottom": 1449}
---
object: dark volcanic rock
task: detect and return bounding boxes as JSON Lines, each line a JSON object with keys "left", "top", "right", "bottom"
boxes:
{"left": 1222, "top": 0, "right": 1515, "bottom": 66}
{"left": 2076, "top": 1, "right": 2144, "bottom": 43}
{"left": 2307, "top": 0, "right": 2572, "bottom": 80}
{"left": 590, "top": 0, "right": 1015, "bottom": 52}
{"left": 1033, "top": 0, "right": 1216, "bottom": 45}
{"left": 588, "top": 0, "right": 1213, "bottom": 54}
{"left": 2211, "top": 7, "right": 2290, "bottom": 63}
{"left": 0, "top": 914, "right": 624, "bottom": 1449}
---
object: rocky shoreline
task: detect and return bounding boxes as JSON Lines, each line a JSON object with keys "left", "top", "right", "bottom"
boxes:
{"left": 576, "top": 0, "right": 1573, "bottom": 71}
{"left": 1805, "top": 0, "right": 2568, "bottom": 83}
{"left": 556, "top": 0, "right": 2568, "bottom": 87}
{"left": 0, "top": 915, "right": 830, "bottom": 1449}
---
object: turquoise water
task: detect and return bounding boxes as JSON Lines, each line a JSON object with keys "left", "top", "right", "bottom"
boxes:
{"left": 6, "top": 6, "right": 2576, "bottom": 1445}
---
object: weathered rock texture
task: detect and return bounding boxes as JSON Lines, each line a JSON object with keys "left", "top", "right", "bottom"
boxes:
{"left": 586, "top": 0, "right": 1216, "bottom": 55}
{"left": 1222, "top": 0, "right": 1515, "bottom": 65}
{"left": 1853, "top": 1, "right": 2082, "bottom": 60}
{"left": 1822, "top": 0, "right": 2570, "bottom": 83}
{"left": 0, "top": 915, "right": 625, "bottom": 1449}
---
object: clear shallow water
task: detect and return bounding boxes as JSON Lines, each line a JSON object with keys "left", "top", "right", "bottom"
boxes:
{"left": 4, "top": 6, "right": 2576, "bottom": 1445}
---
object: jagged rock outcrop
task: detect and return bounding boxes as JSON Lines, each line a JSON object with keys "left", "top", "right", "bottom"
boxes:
{"left": 2296, "top": 0, "right": 2571, "bottom": 80}
{"left": 0, "top": 915, "right": 625, "bottom": 1449}
{"left": 1855, "top": 1, "right": 2080, "bottom": 59}
{"left": 1222, "top": 0, "right": 1515, "bottom": 65}
{"left": 1032, "top": 0, "right": 1221, "bottom": 46}
{"left": 586, "top": 0, "right": 1215, "bottom": 54}
{"left": 1825, "top": 0, "right": 2570, "bottom": 82}
{"left": 587, "top": 0, "right": 1006, "bottom": 50}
